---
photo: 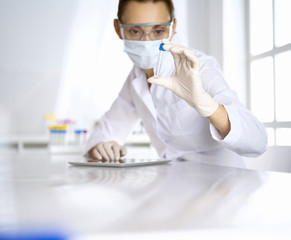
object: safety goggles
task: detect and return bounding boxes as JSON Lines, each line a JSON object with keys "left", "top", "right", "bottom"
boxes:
{"left": 119, "top": 20, "right": 173, "bottom": 41}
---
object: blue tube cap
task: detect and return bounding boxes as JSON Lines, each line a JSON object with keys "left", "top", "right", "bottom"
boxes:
{"left": 159, "top": 43, "right": 165, "bottom": 51}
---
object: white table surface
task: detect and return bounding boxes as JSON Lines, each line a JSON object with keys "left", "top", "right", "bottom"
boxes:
{"left": 1, "top": 152, "right": 291, "bottom": 239}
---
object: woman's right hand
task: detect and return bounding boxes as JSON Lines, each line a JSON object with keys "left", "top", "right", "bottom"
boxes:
{"left": 88, "top": 141, "right": 127, "bottom": 162}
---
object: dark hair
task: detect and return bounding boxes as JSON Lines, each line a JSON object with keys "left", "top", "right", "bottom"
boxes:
{"left": 117, "top": 0, "right": 175, "bottom": 23}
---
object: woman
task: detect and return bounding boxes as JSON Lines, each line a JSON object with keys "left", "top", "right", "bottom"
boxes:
{"left": 85, "top": 0, "right": 267, "bottom": 167}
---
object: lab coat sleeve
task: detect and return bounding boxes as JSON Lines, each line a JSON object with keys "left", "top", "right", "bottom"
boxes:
{"left": 210, "top": 89, "right": 268, "bottom": 157}
{"left": 199, "top": 55, "right": 268, "bottom": 157}
{"left": 84, "top": 72, "right": 139, "bottom": 157}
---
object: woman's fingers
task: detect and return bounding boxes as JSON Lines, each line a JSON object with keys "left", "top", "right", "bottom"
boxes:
{"left": 182, "top": 49, "right": 199, "bottom": 70}
{"left": 163, "top": 44, "right": 182, "bottom": 60}
{"left": 97, "top": 143, "right": 110, "bottom": 161}
{"left": 103, "top": 143, "right": 115, "bottom": 161}
{"left": 162, "top": 41, "right": 198, "bottom": 69}
{"left": 162, "top": 44, "right": 196, "bottom": 72}
{"left": 89, "top": 146, "right": 102, "bottom": 161}
{"left": 120, "top": 146, "right": 127, "bottom": 156}
{"left": 162, "top": 38, "right": 171, "bottom": 45}
{"left": 112, "top": 144, "right": 120, "bottom": 161}
{"left": 89, "top": 142, "right": 127, "bottom": 162}
{"left": 93, "top": 148, "right": 102, "bottom": 160}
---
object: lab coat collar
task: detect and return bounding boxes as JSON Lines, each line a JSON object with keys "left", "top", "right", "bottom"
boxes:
{"left": 132, "top": 67, "right": 157, "bottom": 119}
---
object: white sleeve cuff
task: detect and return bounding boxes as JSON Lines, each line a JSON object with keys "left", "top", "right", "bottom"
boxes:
{"left": 210, "top": 104, "right": 242, "bottom": 146}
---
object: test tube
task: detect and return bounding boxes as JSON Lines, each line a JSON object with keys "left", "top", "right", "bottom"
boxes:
{"left": 83, "top": 129, "right": 87, "bottom": 145}
{"left": 74, "top": 129, "right": 82, "bottom": 146}
{"left": 154, "top": 43, "right": 165, "bottom": 78}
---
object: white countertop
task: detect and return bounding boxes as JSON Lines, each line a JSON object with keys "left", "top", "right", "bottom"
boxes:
{"left": 1, "top": 152, "right": 291, "bottom": 239}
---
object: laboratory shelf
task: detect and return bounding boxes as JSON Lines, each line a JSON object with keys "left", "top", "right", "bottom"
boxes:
{"left": 0, "top": 133, "right": 151, "bottom": 153}
{"left": 0, "top": 134, "right": 49, "bottom": 153}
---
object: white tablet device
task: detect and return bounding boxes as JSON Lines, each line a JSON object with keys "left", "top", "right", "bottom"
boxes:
{"left": 68, "top": 158, "right": 171, "bottom": 168}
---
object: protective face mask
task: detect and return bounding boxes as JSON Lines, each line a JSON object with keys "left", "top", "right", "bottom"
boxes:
{"left": 123, "top": 39, "right": 162, "bottom": 69}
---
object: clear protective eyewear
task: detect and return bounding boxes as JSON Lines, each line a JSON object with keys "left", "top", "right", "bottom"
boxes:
{"left": 119, "top": 21, "right": 173, "bottom": 41}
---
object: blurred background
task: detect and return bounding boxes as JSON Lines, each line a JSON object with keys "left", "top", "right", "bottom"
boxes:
{"left": 0, "top": 0, "right": 290, "bottom": 171}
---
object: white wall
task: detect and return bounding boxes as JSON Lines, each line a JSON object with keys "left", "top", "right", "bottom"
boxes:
{"left": 0, "top": 0, "right": 132, "bottom": 134}
{"left": 0, "top": 0, "right": 79, "bottom": 134}
{"left": 53, "top": 0, "right": 132, "bottom": 130}
{"left": 223, "top": 0, "right": 247, "bottom": 106}
{"left": 187, "top": 0, "right": 223, "bottom": 67}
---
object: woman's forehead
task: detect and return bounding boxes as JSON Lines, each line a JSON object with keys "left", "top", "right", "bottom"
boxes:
{"left": 121, "top": 1, "right": 171, "bottom": 25}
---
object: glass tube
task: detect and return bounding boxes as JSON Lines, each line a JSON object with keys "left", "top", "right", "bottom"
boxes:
{"left": 154, "top": 43, "right": 165, "bottom": 78}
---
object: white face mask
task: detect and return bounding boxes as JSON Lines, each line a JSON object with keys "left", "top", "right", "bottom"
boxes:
{"left": 123, "top": 39, "right": 162, "bottom": 69}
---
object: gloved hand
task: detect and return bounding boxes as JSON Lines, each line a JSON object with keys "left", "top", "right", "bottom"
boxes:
{"left": 148, "top": 39, "right": 219, "bottom": 117}
{"left": 88, "top": 141, "right": 127, "bottom": 162}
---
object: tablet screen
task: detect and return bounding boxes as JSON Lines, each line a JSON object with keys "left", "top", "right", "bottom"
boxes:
{"left": 68, "top": 158, "right": 171, "bottom": 168}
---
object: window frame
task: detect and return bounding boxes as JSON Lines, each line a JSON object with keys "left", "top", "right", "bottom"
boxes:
{"left": 246, "top": 0, "right": 291, "bottom": 146}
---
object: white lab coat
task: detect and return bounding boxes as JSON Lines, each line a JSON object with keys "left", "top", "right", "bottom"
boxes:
{"left": 85, "top": 36, "right": 267, "bottom": 168}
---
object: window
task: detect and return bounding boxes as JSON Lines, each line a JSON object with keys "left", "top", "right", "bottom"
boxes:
{"left": 247, "top": 0, "right": 291, "bottom": 146}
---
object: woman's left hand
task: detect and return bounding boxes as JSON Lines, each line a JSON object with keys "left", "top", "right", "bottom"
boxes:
{"left": 148, "top": 39, "right": 218, "bottom": 117}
